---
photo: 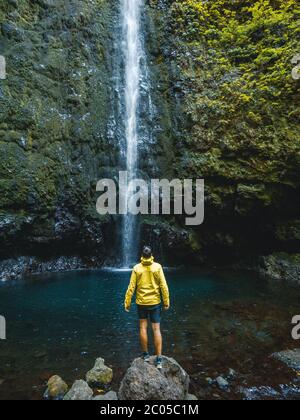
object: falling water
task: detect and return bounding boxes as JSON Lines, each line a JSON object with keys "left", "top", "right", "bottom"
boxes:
{"left": 108, "top": 0, "right": 156, "bottom": 267}
{"left": 121, "top": 0, "right": 142, "bottom": 267}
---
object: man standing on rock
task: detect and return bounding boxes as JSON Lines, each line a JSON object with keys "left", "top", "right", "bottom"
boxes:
{"left": 124, "top": 246, "right": 170, "bottom": 369}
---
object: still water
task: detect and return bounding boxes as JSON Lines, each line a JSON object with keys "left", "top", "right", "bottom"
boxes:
{"left": 0, "top": 269, "right": 299, "bottom": 400}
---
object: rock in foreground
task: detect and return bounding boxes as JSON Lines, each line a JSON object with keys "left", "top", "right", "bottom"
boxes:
{"left": 94, "top": 391, "right": 118, "bottom": 401}
{"left": 86, "top": 358, "right": 113, "bottom": 388}
{"left": 44, "top": 375, "right": 68, "bottom": 400}
{"left": 118, "top": 356, "right": 190, "bottom": 400}
{"left": 63, "top": 380, "right": 93, "bottom": 401}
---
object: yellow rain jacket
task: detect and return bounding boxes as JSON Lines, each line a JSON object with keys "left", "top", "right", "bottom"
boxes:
{"left": 124, "top": 257, "right": 170, "bottom": 309}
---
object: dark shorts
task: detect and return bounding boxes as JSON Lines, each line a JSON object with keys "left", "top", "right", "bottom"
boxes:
{"left": 137, "top": 304, "right": 162, "bottom": 324}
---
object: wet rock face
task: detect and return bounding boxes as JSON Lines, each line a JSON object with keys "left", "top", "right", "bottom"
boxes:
{"left": 1, "top": 0, "right": 299, "bottom": 268}
{"left": 259, "top": 253, "right": 300, "bottom": 285}
{"left": 118, "top": 356, "right": 190, "bottom": 400}
{"left": 144, "top": 1, "right": 300, "bottom": 264}
{"left": 0, "top": 0, "right": 118, "bottom": 263}
{"left": 0, "top": 255, "right": 103, "bottom": 282}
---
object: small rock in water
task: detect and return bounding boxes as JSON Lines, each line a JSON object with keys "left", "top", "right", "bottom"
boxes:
{"left": 86, "top": 358, "right": 113, "bottom": 388}
{"left": 64, "top": 380, "right": 93, "bottom": 401}
{"left": 94, "top": 391, "right": 118, "bottom": 401}
{"left": 206, "top": 377, "right": 214, "bottom": 385}
{"left": 216, "top": 376, "right": 229, "bottom": 390}
{"left": 44, "top": 375, "right": 68, "bottom": 400}
{"left": 228, "top": 368, "right": 237, "bottom": 379}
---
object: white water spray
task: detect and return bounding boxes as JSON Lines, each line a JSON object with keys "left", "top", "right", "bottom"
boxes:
{"left": 121, "top": 0, "right": 143, "bottom": 267}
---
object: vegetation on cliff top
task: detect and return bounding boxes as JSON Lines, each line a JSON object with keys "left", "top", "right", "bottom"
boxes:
{"left": 168, "top": 0, "right": 300, "bottom": 183}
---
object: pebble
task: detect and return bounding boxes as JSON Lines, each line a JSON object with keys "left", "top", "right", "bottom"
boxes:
{"left": 216, "top": 376, "right": 229, "bottom": 390}
{"left": 228, "top": 368, "right": 237, "bottom": 379}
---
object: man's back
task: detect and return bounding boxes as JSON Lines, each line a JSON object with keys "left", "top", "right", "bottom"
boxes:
{"left": 125, "top": 256, "right": 169, "bottom": 309}
{"left": 124, "top": 247, "right": 170, "bottom": 370}
{"left": 133, "top": 257, "right": 167, "bottom": 306}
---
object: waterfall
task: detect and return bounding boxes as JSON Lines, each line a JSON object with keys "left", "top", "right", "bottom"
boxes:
{"left": 121, "top": 0, "right": 142, "bottom": 268}
{"left": 108, "top": 0, "right": 155, "bottom": 267}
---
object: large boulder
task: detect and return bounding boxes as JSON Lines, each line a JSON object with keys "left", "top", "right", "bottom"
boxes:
{"left": 118, "top": 356, "right": 190, "bottom": 400}
{"left": 63, "top": 380, "right": 93, "bottom": 401}
{"left": 44, "top": 375, "right": 68, "bottom": 400}
{"left": 86, "top": 358, "right": 113, "bottom": 388}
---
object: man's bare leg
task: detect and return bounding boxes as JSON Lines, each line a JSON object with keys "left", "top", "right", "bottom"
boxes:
{"left": 152, "top": 323, "right": 162, "bottom": 356}
{"left": 139, "top": 319, "right": 148, "bottom": 353}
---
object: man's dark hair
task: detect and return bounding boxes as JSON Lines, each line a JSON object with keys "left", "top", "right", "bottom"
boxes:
{"left": 142, "top": 246, "right": 152, "bottom": 259}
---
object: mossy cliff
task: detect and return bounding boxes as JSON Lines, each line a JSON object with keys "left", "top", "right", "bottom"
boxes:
{"left": 0, "top": 0, "right": 119, "bottom": 264}
{"left": 142, "top": 0, "right": 300, "bottom": 265}
{"left": 0, "top": 0, "right": 300, "bottom": 271}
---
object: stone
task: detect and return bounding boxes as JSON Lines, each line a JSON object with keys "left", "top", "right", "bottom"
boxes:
{"left": 118, "top": 356, "right": 190, "bottom": 400}
{"left": 94, "top": 391, "right": 118, "bottom": 401}
{"left": 216, "top": 376, "right": 229, "bottom": 390}
{"left": 273, "top": 349, "right": 300, "bottom": 371}
{"left": 86, "top": 358, "right": 113, "bottom": 388}
{"left": 44, "top": 375, "right": 68, "bottom": 400}
{"left": 63, "top": 380, "right": 93, "bottom": 401}
{"left": 206, "top": 377, "right": 214, "bottom": 385}
{"left": 228, "top": 368, "right": 237, "bottom": 379}
{"left": 186, "top": 393, "right": 198, "bottom": 400}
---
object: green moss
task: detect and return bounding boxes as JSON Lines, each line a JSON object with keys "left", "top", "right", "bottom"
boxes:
{"left": 0, "top": 0, "right": 117, "bottom": 255}
{"left": 167, "top": 0, "right": 300, "bottom": 182}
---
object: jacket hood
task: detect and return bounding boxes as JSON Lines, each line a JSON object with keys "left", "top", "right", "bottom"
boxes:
{"left": 141, "top": 256, "right": 154, "bottom": 266}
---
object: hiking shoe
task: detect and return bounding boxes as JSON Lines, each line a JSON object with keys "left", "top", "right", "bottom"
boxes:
{"left": 142, "top": 352, "right": 150, "bottom": 362}
{"left": 156, "top": 356, "right": 163, "bottom": 370}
